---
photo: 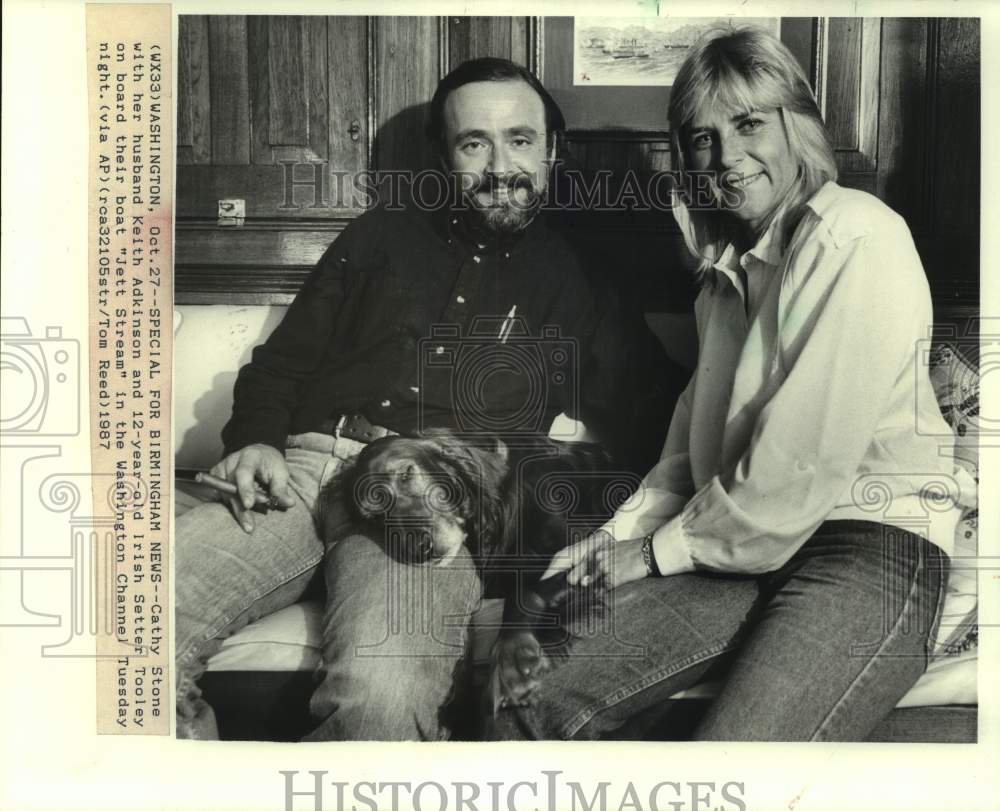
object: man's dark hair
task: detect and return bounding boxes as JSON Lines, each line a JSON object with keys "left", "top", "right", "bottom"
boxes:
{"left": 427, "top": 57, "right": 566, "bottom": 151}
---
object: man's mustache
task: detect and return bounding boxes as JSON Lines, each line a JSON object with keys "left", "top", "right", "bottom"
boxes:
{"left": 470, "top": 172, "right": 536, "bottom": 196}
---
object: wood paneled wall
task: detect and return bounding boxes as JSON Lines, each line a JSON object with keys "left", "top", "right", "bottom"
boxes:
{"left": 176, "top": 16, "right": 980, "bottom": 312}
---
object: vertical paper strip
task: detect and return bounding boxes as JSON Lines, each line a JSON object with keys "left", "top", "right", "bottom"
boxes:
{"left": 86, "top": 3, "right": 173, "bottom": 735}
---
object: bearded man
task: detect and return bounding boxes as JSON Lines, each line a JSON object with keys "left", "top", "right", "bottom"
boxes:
{"left": 175, "top": 57, "right": 673, "bottom": 741}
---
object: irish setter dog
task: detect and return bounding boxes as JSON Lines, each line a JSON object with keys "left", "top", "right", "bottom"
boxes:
{"left": 321, "top": 428, "right": 622, "bottom": 570}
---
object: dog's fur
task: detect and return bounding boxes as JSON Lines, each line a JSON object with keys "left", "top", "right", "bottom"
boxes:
{"left": 321, "top": 429, "right": 510, "bottom": 565}
{"left": 321, "top": 428, "right": 631, "bottom": 733}
{"left": 321, "top": 429, "right": 618, "bottom": 569}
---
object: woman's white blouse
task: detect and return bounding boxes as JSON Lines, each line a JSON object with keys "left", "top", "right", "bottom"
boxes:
{"left": 601, "top": 181, "right": 975, "bottom": 575}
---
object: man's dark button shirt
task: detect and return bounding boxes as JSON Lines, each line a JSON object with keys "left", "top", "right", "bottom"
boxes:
{"left": 221, "top": 204, "right": 673, "bottom": 469}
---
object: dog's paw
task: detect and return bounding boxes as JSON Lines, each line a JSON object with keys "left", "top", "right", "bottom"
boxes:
{"left": 490, "top": 628, "right": 550, "bottom": 713}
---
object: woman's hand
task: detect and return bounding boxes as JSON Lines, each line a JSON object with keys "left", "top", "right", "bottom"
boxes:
{"left": 541, "top": 530, "right": 650, "bottom": 592}
{"left": 490, "top": 628, "right": 550, "bottom": 713}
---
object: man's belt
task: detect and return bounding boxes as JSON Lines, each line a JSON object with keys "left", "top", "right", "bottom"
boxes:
{"left": 319, "top": 413, "right": 396, "bottom": 444}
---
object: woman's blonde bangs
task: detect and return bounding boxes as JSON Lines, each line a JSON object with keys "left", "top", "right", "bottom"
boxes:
{"left": 672, "top": 53, "right": 788, "bottom": 135}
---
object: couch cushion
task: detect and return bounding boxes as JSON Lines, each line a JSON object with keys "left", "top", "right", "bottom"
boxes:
{"left": 926, "top": 336, "right": 980, "bottom": 658}
{"left": 205, "top": 601, "right": 323, "bottom": 673}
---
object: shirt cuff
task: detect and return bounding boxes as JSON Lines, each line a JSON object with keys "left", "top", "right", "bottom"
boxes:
{"left": 651, "top": 514, "right": 696, "bottom": 576}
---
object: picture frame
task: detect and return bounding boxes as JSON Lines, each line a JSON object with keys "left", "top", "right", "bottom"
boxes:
{"left": 541, "top": 16, "right": 818, "bottom": 134}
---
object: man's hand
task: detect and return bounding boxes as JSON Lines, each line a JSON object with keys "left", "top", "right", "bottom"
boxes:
{"left": 209, "top": 443, "right": 296, "bottom": 533}
{"left": 490, "top": 627, "right": 550, "bottom": 713}
{"left": 542, "top": 529, "right": 648, "bottom": 592}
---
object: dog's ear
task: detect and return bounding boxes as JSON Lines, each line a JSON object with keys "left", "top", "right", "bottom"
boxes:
{"left": 473, "top": 474, "right": 515, "bottom": 563}
{"left": 317, "top": 465, "right": 360, "bottom": 543}
{"left": 420, "top": 431, "right": 510, "bottom": 485}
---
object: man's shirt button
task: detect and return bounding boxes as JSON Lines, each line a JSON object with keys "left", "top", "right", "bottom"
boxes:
{"left": 456, "top": 295, "right": 466, "bottom": 304}
{"left": 473, "top": 255, "right": 481, "bottom": 264}
{"left": 380, "top": 399, "right": 391, "bottom": 408}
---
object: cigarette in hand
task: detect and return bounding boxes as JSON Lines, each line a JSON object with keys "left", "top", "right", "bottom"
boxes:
{"left": 195, "top": 472, "right": 281, "bottom": 509}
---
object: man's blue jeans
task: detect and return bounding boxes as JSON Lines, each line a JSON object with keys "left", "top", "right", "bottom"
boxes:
{"left": 175, "top": 433, "right": 481, "bottom": 741}
{"left": 493, "top": 521, "right": 948, "bottom": 741}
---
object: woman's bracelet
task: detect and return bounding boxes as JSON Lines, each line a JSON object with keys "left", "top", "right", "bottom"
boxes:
{"left": 641, "top": 533, "right": 662, "bottom": 577}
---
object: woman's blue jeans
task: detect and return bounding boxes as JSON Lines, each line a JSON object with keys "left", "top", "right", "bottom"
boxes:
{"left": 174, "top": 433, "right": 481, "bottom": 741}
{"left": 493, "top": 521, "right": 948, "bottom": 741}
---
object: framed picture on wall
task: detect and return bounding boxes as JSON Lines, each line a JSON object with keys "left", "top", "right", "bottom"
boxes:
{"left": 573, "top": 16, "right": 779, "bottom": 86}
{"left": 542, "top": 16, "right": 817, "bottom": 133}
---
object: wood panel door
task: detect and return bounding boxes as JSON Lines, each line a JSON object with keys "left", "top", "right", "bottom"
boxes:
{"left": 818, "top": 17, "right": 882, "bottom": 190}
{"left": 176, "top": 15, "right": 370, "bottom": 300}
{"left": 177, "top": 15, "right": 368, "bottom": 217}
{"left": 447, "top": 16, "right": 531, "bottom": 69}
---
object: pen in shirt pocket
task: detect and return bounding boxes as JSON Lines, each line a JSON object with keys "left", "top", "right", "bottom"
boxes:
{"left": 498, "top": 305, "right": 517, "bottom": 344}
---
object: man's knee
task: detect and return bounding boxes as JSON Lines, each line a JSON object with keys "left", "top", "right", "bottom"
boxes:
{"left": 325, "top": 531, "right": 393, "bottom": 574}
{"left": 324, "top": 533, "right": 481, "bottom": 644}
{"left": 312, "top": 534, "right": 482, "bottom": 738}
{"left": 309, "top": 624, "right": 471, "bottom": 740}
{"left": 323, "top": 561, "right": 477, "bottom": 663}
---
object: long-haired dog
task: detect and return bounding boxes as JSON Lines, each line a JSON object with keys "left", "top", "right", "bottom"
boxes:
{"left": 320, "top": 428, "right": 637, "bottom": 730}
{"left": 321, "top": 429, "right": 509, "bottom": 566}
{"left": 320, "top": 428, "right": 621, "bottom": 569}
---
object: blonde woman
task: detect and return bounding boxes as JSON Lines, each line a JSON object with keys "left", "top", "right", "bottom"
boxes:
{"left": 491, "top": 27, "right": 973, "bottom": 741}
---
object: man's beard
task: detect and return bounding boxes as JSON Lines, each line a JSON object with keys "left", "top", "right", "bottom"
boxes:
{"left": 464, "top": 172, "right": 545, "bottom": 235}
